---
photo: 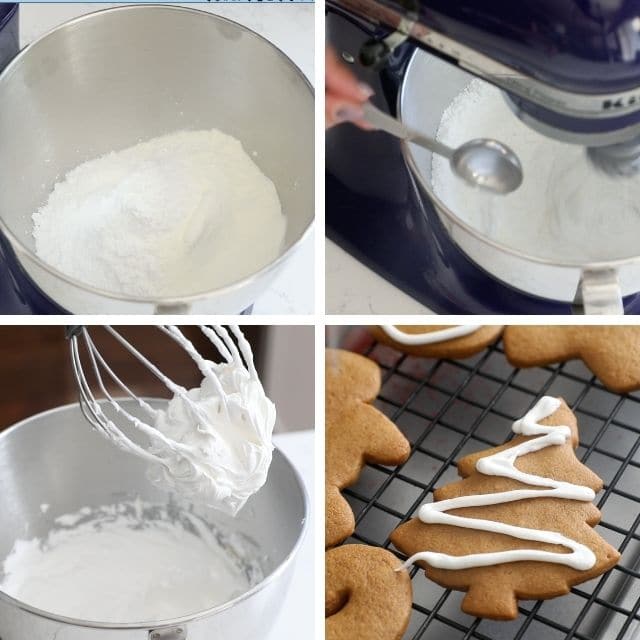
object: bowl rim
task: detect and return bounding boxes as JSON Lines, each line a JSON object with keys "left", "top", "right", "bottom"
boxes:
{"left": 0, "top": 399, "right": 310, "bottom": 630}
{"left": 0, "top": 3, "right": 315, "bottom": 306}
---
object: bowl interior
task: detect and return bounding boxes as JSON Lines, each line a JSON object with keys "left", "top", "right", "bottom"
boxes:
{"left": 0, "top": 400, "right": 306, "bottom": 621}
{"left": 400, "top": 49, "right": 640, "bottom": 267}
{"left": 0, "top": 5, "right": 313, "bottom": 294}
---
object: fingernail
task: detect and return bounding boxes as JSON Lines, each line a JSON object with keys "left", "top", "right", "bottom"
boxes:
{"left": 335, "top": 105, "right": 365, "bottom": 122}
{"left": 357, "top": 82, "right": 375, "bottom": 99}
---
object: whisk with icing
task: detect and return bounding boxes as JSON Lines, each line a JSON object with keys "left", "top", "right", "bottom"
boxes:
{"left": 66, "top": 325, "right": 275, "bottom": 514}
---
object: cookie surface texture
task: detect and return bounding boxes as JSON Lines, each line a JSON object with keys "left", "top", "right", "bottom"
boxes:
{"left": 504, "top": 325, "right": 640, "bottom": 393}
{"left": 325, "top": 349, "right": 410, "bottom": 548}
{"left": 369, "top": 325, "right": 503, "bottom": 358}
{"left": 326, "top": 544, "right": 412, "bottom": 640}
{"left": 391, "top": 398, "right": 620, "bottom": 620}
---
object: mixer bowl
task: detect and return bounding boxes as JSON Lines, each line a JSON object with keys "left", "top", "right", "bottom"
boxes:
{"left": 399, "top": 50, "right": 640, "bottom": 313}
{"left": 0, "top": 400, "right": 308, "bottom": 639}
{"left": 0, "top": 5, "right": 314, "bottom": 314}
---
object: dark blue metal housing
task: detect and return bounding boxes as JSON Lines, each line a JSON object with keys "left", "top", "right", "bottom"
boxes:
{"left": 326, "top": 9, "right": 640, "bottom": 314}
{"left": 0, "top": 6, "right": 53, "bottom": 314}
{"left": 340, "top": 0, "right": 640, "bottom": 135}
{"left": 413, "top": 0, "right": 640, "bottom": 94}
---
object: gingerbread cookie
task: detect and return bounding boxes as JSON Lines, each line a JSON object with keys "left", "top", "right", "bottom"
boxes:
{"left": 504, "top": 325, "right": 640, "bottom": 393}
{"left": 391, "top": 396, "right": 620, "bottom": 620}
{"left": 326, "top": 349, "right": 410, "bottom": 548}
{"left": 369, "top": 325, "right": 503, "bottom": 359}
{"left": 326, "top": 544, "right": 412, "bottom": 640}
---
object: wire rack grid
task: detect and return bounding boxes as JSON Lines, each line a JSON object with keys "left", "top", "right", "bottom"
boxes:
{"left": 340, "top": 333, "right": 640, "bottom": 640}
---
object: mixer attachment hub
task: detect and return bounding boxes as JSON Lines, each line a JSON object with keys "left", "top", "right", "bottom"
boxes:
{"left": 149, "top": 627, "right": 186, "bottom": 640}
{"left": 586, "top": 136, "right": 640, "bottom": 177}
{"left": 360, "top": 28, "right": 409, "bottom": 70}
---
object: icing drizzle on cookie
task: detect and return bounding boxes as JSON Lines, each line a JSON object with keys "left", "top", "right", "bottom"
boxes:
{"left": 399, "top": 396, "right": 597, "bottom": 572}
{"left": 381, "top": 325, "right": 481, "bottom": 346}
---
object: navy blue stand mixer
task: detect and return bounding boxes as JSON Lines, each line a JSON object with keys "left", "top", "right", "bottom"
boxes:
{"left": 0, "top": 5, "right": 37, "bottom": 314}
{"left": 326, "top": 0, "right": 640, "bottom": 314}
{"left": 0, "top": 4, "right": 69, "bottom": 313}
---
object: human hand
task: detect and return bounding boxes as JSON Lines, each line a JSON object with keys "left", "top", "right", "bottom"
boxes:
{"left": 325, "top": 46, "right": 374, "bottom": 129}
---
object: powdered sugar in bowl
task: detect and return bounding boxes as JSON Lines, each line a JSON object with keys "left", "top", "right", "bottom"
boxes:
{"left": 0, "top": 401, "right": 308, "bottom": 638}
{"left": 399, "top": 49, "right": 640, "bottom": 313}
{"left": 0, "top": 6, "right": 313, "bottom": 314}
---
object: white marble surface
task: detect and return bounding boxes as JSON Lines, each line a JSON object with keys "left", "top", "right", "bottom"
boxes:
{"left": 20, "top": 3, "right": 315, "bottom": 315}
{"left": 326, "top": 239, "right": 435, "bottom": 314}
{"left": 268, "top": 430, "right": 314, "bottom": 640}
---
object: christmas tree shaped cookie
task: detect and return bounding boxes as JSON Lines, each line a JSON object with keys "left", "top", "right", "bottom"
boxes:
{"left": 391, "top": 397, "right": 620, "bottom": 620}
{"left": 326, "top": 349, "right": 410, "bottom": 548}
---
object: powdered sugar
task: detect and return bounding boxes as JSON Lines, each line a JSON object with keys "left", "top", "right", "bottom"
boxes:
{"left": 432, "top": 79, "right": 640, "bottom": 262}
{"left": 32, "top": 129, "right": 286, "bottom": 297}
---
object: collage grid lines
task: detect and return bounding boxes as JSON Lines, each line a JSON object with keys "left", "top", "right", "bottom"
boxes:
{"left": 3, "top": 2, "right": 640, "bottom": 640}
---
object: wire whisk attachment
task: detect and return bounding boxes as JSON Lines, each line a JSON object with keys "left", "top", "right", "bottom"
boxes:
{"left": 67, "top": 325, "right": 275, "bottom": 515}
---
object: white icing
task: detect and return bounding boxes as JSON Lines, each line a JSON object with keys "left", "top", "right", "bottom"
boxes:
{"left": 88, "top": 326, "right": 276, "bottom": 516}
{"left": 381, "top": 325, "right": 482, "bottom": 345}
{"left": 400, "top": 396, "right": 597, "bottom": 571}
{"left": 0, "top": 501, "right": 262, "bottom": 622}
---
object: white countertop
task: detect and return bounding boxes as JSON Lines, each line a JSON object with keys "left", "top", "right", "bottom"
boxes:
{"left": 268, "top": 430, "right": 314, "bottom": 640}
{"left": 20, "top": 3, "right": 315, "bottom": 315}
{"left": 326, "top": 239, "right": 434, "bottom": 314}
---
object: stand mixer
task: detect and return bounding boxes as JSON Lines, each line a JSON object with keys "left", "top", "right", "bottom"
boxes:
{"left": 326, "top": 0, "right": 640, "bottom": 314}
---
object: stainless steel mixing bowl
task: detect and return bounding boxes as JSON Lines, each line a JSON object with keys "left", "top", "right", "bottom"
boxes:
{"left": 400, "top": 50, "right": 640, "bottom": 314}
{"left": 0, "top": 5, "right": 314, "bottom": 314}
{"left": 0, "top": 400, "right": 308, "bottom": 639}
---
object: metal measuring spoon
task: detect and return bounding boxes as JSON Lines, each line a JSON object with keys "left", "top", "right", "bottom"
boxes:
{"left": 361, "top": 102, "right": 523, "bottom": 195}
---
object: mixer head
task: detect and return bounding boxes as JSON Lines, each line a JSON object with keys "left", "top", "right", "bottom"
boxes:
{"left": 331, "top": 0, "right": 640, "bottom": 174}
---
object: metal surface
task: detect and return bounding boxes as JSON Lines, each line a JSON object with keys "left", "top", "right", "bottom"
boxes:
{"left": 67, "top": 325, "right": 255, "bottom": 457}
{"left": 341, "top": 334, "right": 640, "bottom": 639}
{"left": 0, "top": 401, "right": 308, "bottom": 639}
{"left": 0, "top": 4, "right": 18, "bottom": 70}
{"left": 362, "top": 101, "right": 454, "bottom": 158}
{"left": 0, "top": 5, "right": 314, "bottom": 314}
{"left": 148, "top": 628, "right": 187, "bottom": 640}
{"left": 575, "top": 270, "right": 624, "bottom": 316}
{"left": 587, "top": 138, "right": 640, "bottom": 178}
{"left": 331, "top": 0, "right": 640, "bottom": 143}
{"left": 399, "top": 50, "right": 640, "bottom": 307}
{"left": 451, "top": 139, "right": 522, "bottom": 196}
{"left": 362, "top": 102, "right": 522, "bottom": 194}
{"left": 325, "top": 12, "right": 640, "bottom": 314}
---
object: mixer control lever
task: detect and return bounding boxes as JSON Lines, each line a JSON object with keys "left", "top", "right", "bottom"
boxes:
{"left": 360, "top": 37, "right": 392, "bottom": 69}
{"left": 359, "top": 13, "right": 415, "bottom": 69}
{"left": 572, "top": 268, "right": 623, "bottom": 315}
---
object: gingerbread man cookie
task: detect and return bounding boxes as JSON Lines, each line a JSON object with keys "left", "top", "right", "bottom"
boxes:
{"left": 369, "top": 325, "right": 503, "bottom": 359}
{"left": 391, "top": 397, "right": 620, "bottom": 620}
{"left": 326, "top": 544, "right": 412, "bottom": 640}
{"left": 504, "top": 325, "right": 640, "bottom": 393}
{"left": 326, "top": 349, "right": 410, "bottom": 548}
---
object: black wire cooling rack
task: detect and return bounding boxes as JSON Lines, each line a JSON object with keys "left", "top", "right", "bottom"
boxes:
{"left": 340, "top": 333, "right": 640, "bottom": 640}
